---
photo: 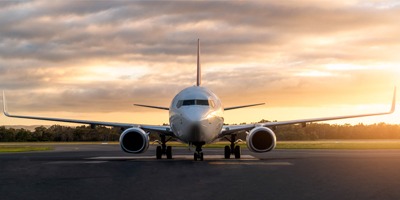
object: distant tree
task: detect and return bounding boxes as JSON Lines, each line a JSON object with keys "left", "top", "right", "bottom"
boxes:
{"left": 15, "top": 128, "right": 31, "bottom": 141}
{"left": 0, "top": 126, "right": 15, "bottom": 142}
{"left": 1, "top": 122, "right": 400, "bottom": 142}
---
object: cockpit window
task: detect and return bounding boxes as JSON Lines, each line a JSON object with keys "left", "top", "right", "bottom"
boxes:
{"left": 182, "top": 100, "right": 196, "bottom": 106}
{"left": 209, "top": 100, "right": 215, "bottom": 108}
{"left": 196, "top": 100, "right": 209, "bottom": 106}
{"left": 176, "top": 99, "right": 215, "bottom": 108}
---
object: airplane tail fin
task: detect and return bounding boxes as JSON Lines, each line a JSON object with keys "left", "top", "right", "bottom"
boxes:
{"left": 197, "top": 39, "right": 201, "bottom": 86}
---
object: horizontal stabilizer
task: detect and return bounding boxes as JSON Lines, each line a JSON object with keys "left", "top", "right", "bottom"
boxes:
{"left": 134, "top": 104, "right": 169, "bottom": 110}
{"left": 224, "top": 103, "right": 265, "bottom": 111}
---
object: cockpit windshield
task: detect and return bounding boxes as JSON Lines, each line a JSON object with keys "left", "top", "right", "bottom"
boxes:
{"left": 177, "top": 99, "right": 215, "bottom": 108}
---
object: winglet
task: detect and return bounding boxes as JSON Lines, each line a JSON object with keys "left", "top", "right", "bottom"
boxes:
{"left": 390, "top": 86, "right": 396, "bottom": 113}
{"left": 196, "top": 39, "right": 201, "bottom": 86}
{"left": 2, "top": 91, "right": 9, "bottom": 116}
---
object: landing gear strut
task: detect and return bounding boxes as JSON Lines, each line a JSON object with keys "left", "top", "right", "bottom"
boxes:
{"left": 156, "top": 134, "right": 173, "bottom": 159}
{"left": 224, "top": 134, "right": 241, "bottom": 159}
{"left": 193, "top": 142, "right": 205, "bottom": 161}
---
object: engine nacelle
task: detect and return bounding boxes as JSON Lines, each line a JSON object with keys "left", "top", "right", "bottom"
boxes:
{"left": 246, "top": 127, "right": 277, "bottom": 153}
{"left": 119, "top": 127, "right": 149, "bottom": 153}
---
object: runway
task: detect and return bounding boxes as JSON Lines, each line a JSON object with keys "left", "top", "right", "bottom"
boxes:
{"left": 1, "top": 144, "right": 400, "bottom": 200}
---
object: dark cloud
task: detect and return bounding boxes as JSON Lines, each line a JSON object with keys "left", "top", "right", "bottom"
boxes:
{"left": 0, "top": 1, "right": 396, "bottom": 65}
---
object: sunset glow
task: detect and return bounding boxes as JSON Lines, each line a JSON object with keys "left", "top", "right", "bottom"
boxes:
{"left": 0, "top": 1, "right": 399, "bottom": 126}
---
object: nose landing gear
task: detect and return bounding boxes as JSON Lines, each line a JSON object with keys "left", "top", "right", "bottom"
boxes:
{"left": 194, "top": 151, "right": 203, "bottom": 161}
{"left": 193, "top": 142, "right": 205, "bottom": 161}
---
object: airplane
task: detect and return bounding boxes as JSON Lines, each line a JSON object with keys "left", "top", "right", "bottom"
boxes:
{"left": 2, "top": 39, "right": 397, "bottom": 161}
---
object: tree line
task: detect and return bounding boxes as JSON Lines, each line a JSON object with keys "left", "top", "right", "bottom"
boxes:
{"left": 273, "top": 123, "right": 400, "bottom": 140}
{"left": 0, "top": 125, "right": 121, "bottom": 142}
{"left": 0, "top": 122, "right": 400, "bottom": 142}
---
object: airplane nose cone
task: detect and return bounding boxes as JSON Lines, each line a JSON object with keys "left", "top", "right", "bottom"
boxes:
{"left": 186, "top": 122, "right": 208, "bottom": 143}
{"left": 189, "top": 123, "right": 202, "bottom": 138}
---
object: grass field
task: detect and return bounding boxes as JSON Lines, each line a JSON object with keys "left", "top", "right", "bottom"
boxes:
{"left": 0, "top": 146, "right": 53, "bottom": 153}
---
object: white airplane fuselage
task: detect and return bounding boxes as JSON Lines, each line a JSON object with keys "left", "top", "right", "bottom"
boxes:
{"left": 169, "top": 86, "right": 224, "bottom": 144}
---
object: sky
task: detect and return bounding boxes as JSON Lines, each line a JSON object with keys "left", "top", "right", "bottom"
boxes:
{"left": 0, "top": 0, "right": 399, "bottom": 126}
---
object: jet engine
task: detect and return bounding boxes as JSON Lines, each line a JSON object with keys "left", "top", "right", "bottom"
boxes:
{"left": 246, "top": 127, "right": 276, "bottom": 153}
{"left": 119, "top": 127, "right": 149, "bottom": 153}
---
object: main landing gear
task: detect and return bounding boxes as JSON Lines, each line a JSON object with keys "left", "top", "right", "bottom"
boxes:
{"left": 224, "top": 134, "right": 241, "bottom": 159}
{"left": 193, "top": 142, "right": 205, "bottom": 161}
{"left": 156, "top": 135, "right": 173, "bottom": 159}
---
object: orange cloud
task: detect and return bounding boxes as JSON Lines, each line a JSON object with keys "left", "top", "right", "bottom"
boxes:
{"left": 0, "top": 1, "right": 399, "bottom": 125}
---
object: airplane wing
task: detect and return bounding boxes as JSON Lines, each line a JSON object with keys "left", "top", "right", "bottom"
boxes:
{"left": 2, "top": 92, "right": 173, "bottom": 135}
{"left": 220, "top": 87, "right": 396, "bottom": 136}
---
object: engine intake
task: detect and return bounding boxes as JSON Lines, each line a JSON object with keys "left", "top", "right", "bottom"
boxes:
{"left": 246, "top": 127, "right": 276, "bottom": 153}
{"left": 119, "top": 127, "right": 149, "bottom": 153}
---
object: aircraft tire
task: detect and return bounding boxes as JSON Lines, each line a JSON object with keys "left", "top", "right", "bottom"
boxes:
{"left": 194, "top": 152, "right": 198, "bottom": 161}
{"left": 156, "top": 146, "right": 162, "bottom": 159}
{"left": 166, "top": 146, "right": 172, "bottom": 159}
{"left": 234, "top": 146, "right": 241, "bottom": 159}
{"left": 224, "top": 146, "right": 231, "bottom": 159}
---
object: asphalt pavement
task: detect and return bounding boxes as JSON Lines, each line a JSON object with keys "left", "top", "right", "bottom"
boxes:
{"left": 1, "top": 144, "right": 400, "bottom": 200}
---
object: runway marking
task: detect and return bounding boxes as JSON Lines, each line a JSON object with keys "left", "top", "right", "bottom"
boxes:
{"left": 88, "top": 156, "right": 155, "bottom": 160}
{"left": 208, "top": 161, "right": 293, "bottom": 166}
{"left": 83, "top": 161, "right": 108, "bottom": 164}
{"left": 45, "top": 161, "right": 108, "bottom": 164}
{"left": 87, "top": 155, "right": 258, "bottom": 161}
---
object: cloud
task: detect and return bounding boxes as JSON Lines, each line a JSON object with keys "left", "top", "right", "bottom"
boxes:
{"left": 0, "top": 0, "right": 398, "bottom": 119}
